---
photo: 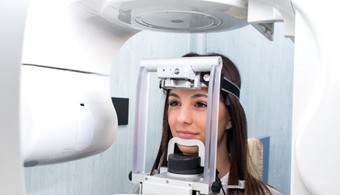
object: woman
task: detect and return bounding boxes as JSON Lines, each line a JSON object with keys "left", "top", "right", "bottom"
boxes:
{"left": 150, "top": 53, "right": 281, "bottom": 195}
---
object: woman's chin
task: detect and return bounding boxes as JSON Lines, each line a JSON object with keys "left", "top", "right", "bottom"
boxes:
{"left": 178, "top": 145, "right": 199, "bottom": 156}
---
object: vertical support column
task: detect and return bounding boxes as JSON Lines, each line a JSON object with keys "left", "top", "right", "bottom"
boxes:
{"left": 0, "top": 0, "right": 28, "bottom": 194}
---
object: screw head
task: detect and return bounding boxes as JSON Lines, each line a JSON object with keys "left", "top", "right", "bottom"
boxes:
{"left": 203, "top": 73, "right": 210, "bottom": 82}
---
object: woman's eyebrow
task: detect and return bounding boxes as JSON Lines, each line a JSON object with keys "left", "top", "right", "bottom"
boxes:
{"left": 191, "top": 93, "right": 208, "bottom": 99}
{"left": 168, "top": 92, "right": 179, "bottom": 98}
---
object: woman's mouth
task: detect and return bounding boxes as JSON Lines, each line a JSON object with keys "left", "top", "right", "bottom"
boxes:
{"left": 176, "top": 130, "right": 199, "bottom": 139}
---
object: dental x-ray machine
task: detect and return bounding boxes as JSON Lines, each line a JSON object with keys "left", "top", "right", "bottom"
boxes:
{"left": 1, "top": 0, "right": 340, "bottom": 194}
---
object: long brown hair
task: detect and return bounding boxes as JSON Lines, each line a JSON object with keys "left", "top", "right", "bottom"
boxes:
{"left": 151, "top": 53, "right": 272, "bottom": 194}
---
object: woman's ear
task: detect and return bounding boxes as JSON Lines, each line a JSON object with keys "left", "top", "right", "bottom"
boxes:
{"left": 226, "top": 120, "right": 232, "bottom": 130}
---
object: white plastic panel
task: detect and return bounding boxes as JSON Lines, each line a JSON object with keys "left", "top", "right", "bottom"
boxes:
{"left": 292, "top": 0, "right": 340, "bottom": 194}
{"left": 247, "top": 0, "right": 295, "bottom": 40}
{"left": 21, "top": 65, "right": 118, "bottom": 166}
{"left": 22, "top": 0, "right": 139, "bottom": 75}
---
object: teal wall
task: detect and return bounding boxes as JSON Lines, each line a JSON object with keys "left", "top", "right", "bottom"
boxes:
{"left": 25, "top": 23, "right": 293, "bottom": 195}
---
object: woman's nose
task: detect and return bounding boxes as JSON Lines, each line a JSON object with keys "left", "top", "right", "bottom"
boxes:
{"left": 177, "top": 106, "right": 193, "bottom": 124}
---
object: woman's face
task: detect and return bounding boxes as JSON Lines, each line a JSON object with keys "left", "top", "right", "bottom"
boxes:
{"left": 167, "top": 88, "right": 231, "bottom": 155}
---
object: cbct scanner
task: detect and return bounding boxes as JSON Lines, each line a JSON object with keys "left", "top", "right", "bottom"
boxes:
{"left": 0, "top": 0, "right": 339, "bottom": 194}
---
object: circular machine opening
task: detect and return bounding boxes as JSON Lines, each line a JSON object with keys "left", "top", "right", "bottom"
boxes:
{"left": 134, "top": 10, "right": 222, "bottom": 32}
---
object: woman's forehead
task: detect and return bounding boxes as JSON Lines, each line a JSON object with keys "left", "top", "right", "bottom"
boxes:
{"left": 169, "top": 88, "right": 208, "bottom": 97}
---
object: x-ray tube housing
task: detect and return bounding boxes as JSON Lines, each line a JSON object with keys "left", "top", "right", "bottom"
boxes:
{"left": 21, "top": 65, "right": 117, "bottom": 167}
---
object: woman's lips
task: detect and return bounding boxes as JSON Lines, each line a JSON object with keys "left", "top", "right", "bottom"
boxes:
{"left": 176, "top": 130, "right": 198, "bottom": 139}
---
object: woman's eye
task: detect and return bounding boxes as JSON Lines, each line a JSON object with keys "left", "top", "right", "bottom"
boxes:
{"left": 195, "top": 102, "right": 207, "bottom": 108}
{"left": 168, "top": 101, "right": 180, "bottom": 107}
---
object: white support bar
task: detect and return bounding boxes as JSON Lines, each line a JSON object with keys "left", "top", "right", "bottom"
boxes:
{"left": 140, "top": 57, "right": 222, "bottom": 72}
{"left": 167, "top": 137, "right": 205, "bottom": 167}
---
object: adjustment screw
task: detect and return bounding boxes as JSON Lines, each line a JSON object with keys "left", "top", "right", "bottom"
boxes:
{"left": 203, "top": 73, "right": 210, "bottom": 82}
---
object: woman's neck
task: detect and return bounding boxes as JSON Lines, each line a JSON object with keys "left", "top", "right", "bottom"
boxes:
{"left": 216, "top": 135, "right": 230, "bottom": 177}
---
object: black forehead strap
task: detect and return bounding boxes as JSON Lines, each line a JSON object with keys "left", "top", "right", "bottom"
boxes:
{"left": 200, "top": 72, "right": 240, "bottom": 99}
{"left": 221, "top": 75, "right": 240, "bottom": 99}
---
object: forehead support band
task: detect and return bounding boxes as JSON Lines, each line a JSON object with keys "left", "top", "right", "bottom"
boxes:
{"left": 200, "top": 72, "right": 240, "bottom": 99}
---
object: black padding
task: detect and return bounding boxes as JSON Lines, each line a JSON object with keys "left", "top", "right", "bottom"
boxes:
{"left": 168, "top": 154, "right": 203, "bottom": 174}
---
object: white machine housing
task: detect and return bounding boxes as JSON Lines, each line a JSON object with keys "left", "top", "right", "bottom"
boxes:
{"left": 21, "top": 65, "right": 117, "bottom": 166}
{"left": 18, "top": 0, "right": 132, "bottom": 166}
